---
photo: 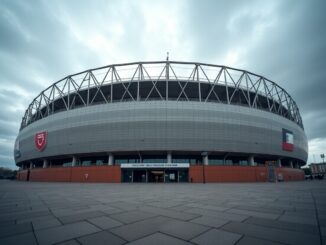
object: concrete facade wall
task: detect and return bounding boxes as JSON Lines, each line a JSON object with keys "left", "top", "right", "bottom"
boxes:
{"left": 16, "top": 170, "right": 29, "bottom": 181}
{"left": 15, "top": 101, "right": 308, "bottom": 164}
{"left": 189, "top": 166, "right": 304, "bottom": 183}
{"left": 17, "top": 166, "right": 304, "bottom": 183}
{"left": 25, "top": 166, "right": 121, "bottom": 182}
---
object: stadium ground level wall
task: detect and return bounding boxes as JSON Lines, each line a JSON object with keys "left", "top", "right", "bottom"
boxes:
{"left": 16, "top": 165, "right": 304, "bottom": 183}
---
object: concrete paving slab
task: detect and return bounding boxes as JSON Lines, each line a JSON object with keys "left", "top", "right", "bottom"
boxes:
{"left": 146, "top": 201, "right": 184, "bottom": 208}
{"left": 278, "top": 214, "right": 318, "bottom": 226}
{"left": 59, "top": 211, "right": 105, "bottom": 224}
{"left": 140, "top": 206, "right": 200, "bottom": 221}
{"left": 319, "top": 219, "right": 326, "bottom": 226}
{"left": 56, "top": 240, "right": 80, "bottom": 245}
{"left": 17, "top": 214, "right": 57, "bottom": 224}
{"left": 77, "top": 231, "right": 126, "bottom": 245}
{"left": 107, "top": 201, "right": 140, "bottom": 211}
{"left": 232, "top": 205, "right": 283, "bottom": 214}
{"left": 159, "top": 219, "right": 210, "bottom": 240}
{"left": 1, "top": 180, "right": 326, "bottom": 244}
{"left": 189, "top": 215, "right": 229, "bottom": 228}
{"left": 88, "top": 215, "right": 123, "bottom": 229}
{"left": 88, "top": 204, "right": 123, "bottom": 214}
{"left": 185, "top": 207, "right": 249, "bottom": 222}
{"left": 32, "top": 217, "right": 62, "bottom": 230}
{"left": 0, "top": 222, "right": 33, "bottom": 238}
{"left": 170, "top": 205, "right": 193, "bottom": 212}
{"left": 198, "top": 204, "right": 230, "bottom": 212}
{"left": 0, "top": 209, "right": 51, "bottom": 222}
{"left": 236, "top": 236, "right": 285, "bottom": 245}
{"left": 0, "top": 232, "right": 37, "bottom": 245}
{"left": 110, "top": 216, "right": 171, "bottom": 241}
{"left": 282, "top": 210, "right": 317, "bottom": 218}
{"left": 35, "top": 221, "right": 101, "bottom": 245}
{"left": 127, "top": 232, "right": 192, "bottom": 245}
{"left": 0, "top": 220, "right": 15, "bottom": 226}
{"left": 110, "top": 210, "right": 158, "bottom": 224}
{"left": 190, "top": 228, "right": 242, "bottom": 245}
{"left": 321, "top": 226, "right": 326, "bottom": 236}
{"left": 244, "top": 216, "right": 319, "bottom": 234}
{"left": 226, "top": 208, "right": 279, "bottom": 219}
{"left": 50, "top": 206, "right": 92, "bottom": 217}
{"left": 221, "top": 221, "right": 320, "bottom": 245}
{"left": 101, "top": 207, "right": 124, "bottom": 215}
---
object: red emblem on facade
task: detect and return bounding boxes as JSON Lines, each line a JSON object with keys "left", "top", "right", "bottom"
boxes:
{"left": 35, "top": 131, "right": 47, "bottom": 151}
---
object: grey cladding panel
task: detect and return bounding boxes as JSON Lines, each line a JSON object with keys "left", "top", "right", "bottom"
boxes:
{"left": 16, "top": 101, "right": 308, "bottom": 163}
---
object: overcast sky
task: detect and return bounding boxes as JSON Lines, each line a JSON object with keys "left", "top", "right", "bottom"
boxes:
{"left": 0, "top": 0, "right": 325, "bottom": 169}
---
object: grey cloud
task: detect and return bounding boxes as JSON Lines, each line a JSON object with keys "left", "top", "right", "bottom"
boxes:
{"left": 185, "top": 0, "right": 326, "bottom": 145}
{"left": 0, "top": 121, "right": 19, "bottom": 138}
{"left": 303, "top": 110, "right": 326, "bottom": 139}
{"left": 0, "top": 0, "right": 325, "bottom": 168}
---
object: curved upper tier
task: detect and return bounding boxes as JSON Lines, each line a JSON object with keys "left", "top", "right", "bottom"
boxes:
{"left": 20, "top": 61, "right": 303, "bottom": 130}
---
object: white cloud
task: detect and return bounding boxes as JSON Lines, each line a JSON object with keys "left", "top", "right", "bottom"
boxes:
{"left": 307, "top": 138, "right": 326, "bottom": 164}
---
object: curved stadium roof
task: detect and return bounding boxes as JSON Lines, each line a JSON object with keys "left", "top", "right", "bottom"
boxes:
{"left": 20, "top": 61, "right": 303, "bottom": 130}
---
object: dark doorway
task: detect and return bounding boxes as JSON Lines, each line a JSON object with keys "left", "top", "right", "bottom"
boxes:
{"left": 148, "top": 170, "right": 164, "bottom": 182}
{"left": 122, "top": 170, "right": 133, "bottom": 182}
{"left": 27, "top": 169, "right": 30, "bottom": 181}
{"left": 133, "top": 170, "right": 147, "bottom": 182}
{"left": 268, "top": 165, "right": 275, "bottom": 182}
{"left": 165, "top": 170, "right": 178, "bottom": 182}
{"left": 178, "top": 169, "right": 189, "bottom": 182}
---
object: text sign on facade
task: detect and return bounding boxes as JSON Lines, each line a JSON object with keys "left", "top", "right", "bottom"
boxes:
{"left": 120, "top": 163, "right": 190, "bottom": 169}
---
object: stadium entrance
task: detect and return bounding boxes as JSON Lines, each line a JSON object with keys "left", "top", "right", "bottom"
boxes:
{"left": 121, "top": 163, "right": 189, "bottom": 183}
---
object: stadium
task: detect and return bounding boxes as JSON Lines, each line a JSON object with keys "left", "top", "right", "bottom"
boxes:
{"left": 15, "top": 61, "right": 307, "bottom": 183}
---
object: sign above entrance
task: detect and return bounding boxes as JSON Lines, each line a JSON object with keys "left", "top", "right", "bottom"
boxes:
{"left": 121, "top": 163, "right": 189, "bottom": 169}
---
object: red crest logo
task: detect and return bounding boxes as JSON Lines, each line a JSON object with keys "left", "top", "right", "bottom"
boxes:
{"left": 35, "top": 131, "right": 47, "bottom": 151}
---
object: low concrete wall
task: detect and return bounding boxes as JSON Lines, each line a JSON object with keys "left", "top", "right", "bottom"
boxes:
{"left": 276, "top": 167, "right": 304, "bottom": 181}
{"left": 70, "top": 166, "right": 121, "bottom": 183}
{"left": 17, "top": 165, "right": 303, "bottom": 183}
{"left": 30, "top": 168, "right": 71, "bottom": 182}
{"left": 17, "top": 170, "right": 29, "bottom": 181}
{"left": 189, "top": 166, "right": 304, "bottom": 183}
{"left": 26, "top": 166, "right": 121, "bottom": 183}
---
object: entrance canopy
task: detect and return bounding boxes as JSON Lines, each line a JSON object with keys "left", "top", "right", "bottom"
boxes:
{"left": 120, "top": 163, "right": 189, "bottom": 169}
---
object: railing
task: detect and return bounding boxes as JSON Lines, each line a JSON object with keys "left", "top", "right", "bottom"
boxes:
{"left": 20, "top": 61, "right": 303, "bottom": 130}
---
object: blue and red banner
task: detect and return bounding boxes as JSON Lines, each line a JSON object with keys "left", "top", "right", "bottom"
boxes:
{"left": 282, "top": 129, "right": 294, "bottom": 151}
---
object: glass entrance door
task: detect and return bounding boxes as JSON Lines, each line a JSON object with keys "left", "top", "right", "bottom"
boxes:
{"left": 122, "top": 168, "right": 189, "bottom": 183}
{"left": 178, "top": 169, "right": 189, "bottom": 182}
{"left": 148, "top": 170, "right": 164, "bottom": 182}
{"left": 165, "top": 170, "right": 178, "bottom": 182}
{"left": 133, "top": 170, "right": 147, "bottom": 182}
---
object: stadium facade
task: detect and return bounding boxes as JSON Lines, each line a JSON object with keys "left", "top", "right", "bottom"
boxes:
{"left": 15, "top": 61, "right": 307, "bottom": 183}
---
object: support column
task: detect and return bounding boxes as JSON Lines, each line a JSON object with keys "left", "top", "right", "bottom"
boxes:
{"left": 202, "top": 154, "right": 208, "bottom": 165}
{"left": 277, "top": 159, "right": 282, "bottom": 167}
{"left": 248, "top": 155, "right": 255, "bottom": 166}
{"left": 72, "top": 156, "right": 77, "bottom": 167}
{"left": 138, "top": 152, "right": 143, "bottom": 163}
{"left": 201, "top": 152, "right": 207, "bottom": 184}
{"left": 108, "top": 153, "right": 114, "bottom": 166}
{"left": 167, "top": 152, "right": 172, "bottom": 163}
{"left": 289, "top": 161, "right": 293, "bottom": 168}
{"left": 43, "top": 159, "right": 48, "bottom": 168}
{"left": 29, "top": 161, "right": 33, "bottom": 169}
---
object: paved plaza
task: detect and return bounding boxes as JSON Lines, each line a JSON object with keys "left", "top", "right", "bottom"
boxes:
{"left": 0, "top": 180, "right": 325, "bottom": 245}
